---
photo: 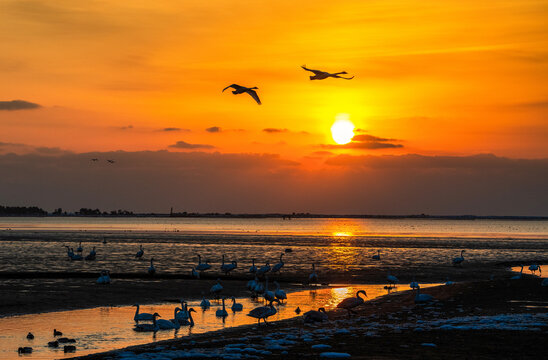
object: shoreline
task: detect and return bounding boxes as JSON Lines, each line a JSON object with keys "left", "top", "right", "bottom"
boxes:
{"left": 70, "top": 277, "right": 548, "bottom": 360}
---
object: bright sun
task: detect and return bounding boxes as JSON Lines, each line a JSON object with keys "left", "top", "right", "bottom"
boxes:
{"left": 331, "top": 115, "right": 355, "bottom": 145}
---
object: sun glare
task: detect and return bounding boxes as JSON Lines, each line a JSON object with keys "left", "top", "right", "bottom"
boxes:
{"left": 331, "top": 115, "right": 355, "bottom": 145}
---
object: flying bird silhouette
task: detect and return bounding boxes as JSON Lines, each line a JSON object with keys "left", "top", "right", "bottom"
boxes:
{"left": 301, "top": 65, "right": 354, "bottom": 80}
{"left": 222, "top": 84, "right": 261, "bottom": 105}
{"left": 107, "top": 159, "right": 115, "bottom": 164}
{"left": 91, "top": 158, "right": 98, "bottom": 162}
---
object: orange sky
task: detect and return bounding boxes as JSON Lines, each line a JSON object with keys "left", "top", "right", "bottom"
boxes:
{"left": 1, "top": 0, "right": 548, "bottom": 161}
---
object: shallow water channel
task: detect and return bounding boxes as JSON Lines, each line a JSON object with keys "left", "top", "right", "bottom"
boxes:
{"left": 0, "top": 283, "right": 440, "bottom": 359}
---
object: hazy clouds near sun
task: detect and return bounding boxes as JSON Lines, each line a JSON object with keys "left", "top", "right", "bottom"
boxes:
{"left": 1, "top": 151, "right": 546, "bottom": 215}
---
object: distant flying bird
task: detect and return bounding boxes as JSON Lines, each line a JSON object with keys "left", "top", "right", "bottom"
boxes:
{"left": 91, "top": 158, "right": 98, "bottom": 162}
{"left": 222, "top": 84, "right": 261, "bottom": 105}
{"left": 301, "top": 65, "right": 354, "bottom": 80}
{"left": 107, "top": 159, "right": 115, "bottom": 164}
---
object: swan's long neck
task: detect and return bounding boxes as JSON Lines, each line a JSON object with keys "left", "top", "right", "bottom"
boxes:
{"left": 134, "top": 305, "right": 139, "bottom": 317}
{"left": 222, "top": 298, "right": 226, "bottom": 310}
{"left": 189, "top": 312, "right": 194, "bottom": 326}
{"left": 461, "top": 250, "right": 464, "bottom": 258}
{"left": 252, "top": 259, "right": 255, "bottom": 266}
{"left": 222, "top": 255, "right": 225, "bottom": 265}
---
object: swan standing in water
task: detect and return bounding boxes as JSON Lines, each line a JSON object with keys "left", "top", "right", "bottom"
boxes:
{"left": 200, "top": 294, "right": 211, "bottom": 309}
{"left": 222, "top": 84, "right": 261, "bottom": 105}
{"left": 148, "top": 258, "right": 156, "bottom": 275}
{"left": 210, "top": 279, "right": 223, "bottom": 299}
{"left": 529, "top": 264, "right": 541, "bottom": 275}
{"left": 231, "top": 297, "right": 243, "bottom": 311}
{"left": 301, "top": 65, "right": 354, "bottom": 80}
{"left": 263, "top": 276, "right": 276, "bottom": 302}
{"left": 196, "top": 254, "right": 212, "bottom": 272}
{"left": 133, "top": 313, "right": 160, "bottom": 332}
{"left": 271, "top": 253, "right": 285, "bottom": 273}
{"left": 247, "top": 299, "right": 279, "bottom": 325}
{"left": 273, "top": 281, "right": 287, "bottom": 303}
{"left": 304, "top": 307, "right": 328, "bottom": 323}
{"left": 76, "top": 242, "right": 83, "bottom": 253}
{"left": 247, "top": 275, "right": 258, "bottom": 291}
{"left": 191, "top": 267, "right": 200, "bottom": 279}
{"left": 452, "top": 250, "right": 465, "bottom": 266}
{"left": 249, "top": 259, "right": 257, "bottom": 274}
{"left": 337, "top": 290, "right": 367, "bottom": 316}
{"left": 257, "top": 262, "right": 271, "bottom": 276}
{"left": 511, "top": 265, "right": 524, "bottom": 280}
{"left": 85, "top": 246, "right": 96, "bottom": 260}
{"left": 178, "top": 308, "right": 196, "bottom": 326}
{"left": 176, "top": 300, "right": 189, "bottom": 322}
{"left": 157, "top": 308, "right": 181, "bottom": 330}
{"left": 96, "top": 270, "right": 111, "bottom": 284}
{"left": 216, "top": 297, "right": 229, "bottom": 317}
{"left": 387, "top": 271, "right": 399, "bottom": 288}
{"left": 220, "top": 255, "right": 237, "bottom": 275}
{"left": 372, "top": 250, "right": 381, "bottom": 260}
{"left": 309, "top": 264, "right": 318, "bottom": 285}
{"left": 135, "top": 245, "right": 144, "bottom": 259}
{"left": 133, "top": 304, "right": 154, "bottom": 322}
{"left": 410, "top": 277, "right": 419, "bottom": 290}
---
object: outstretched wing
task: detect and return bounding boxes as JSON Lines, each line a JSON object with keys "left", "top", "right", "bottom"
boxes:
{"left": 341, "top": 75, "right": 354, "bottom": 80}
{"left": 222, "top": 84, "right": 238, "bottom": 92}
{"left": 246, "top": 89, "right": 261, "bottom": 105}
{"left": 301, "top": 65, "right": 320, "bottom": 74}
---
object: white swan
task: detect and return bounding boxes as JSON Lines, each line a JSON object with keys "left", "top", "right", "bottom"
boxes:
{"left": 96, "top": 270, "right": 111, "bottom": 284}
{"left": 511, "top": 265, "right": 524, "bottom": 280}
{"left": 157, "top": 308, "right": 181, "bottom": 330}
{"left": 135, "top": 245, "right": 144, "bottom": 259}
{"left": 409, "top": 277, "right": 419, "bottom": 289}
{"left": 178, "top": 308, "right": 196, "bottom": 326}
{"left": 220, "top": 255, "right": 237, "bottom": 275}
{"left": 309, "top": 264, "right": 318, "bottom": 284}
{"left": 263, "top": 276, "right": 276, "bottom": 302}
{"left": 247, "top": 300, "right": 279, "bottom": 325}
{"left": 133, "top": 304, "right": 154, "bottom": 322}
{"left": 301, "top": 65, "right": 354, "bottom": 80}
{"left": 76, "top": 242, "right": 83, "bottom": 253}
{"left": 210, "top": 279, "right": 223, "bottom": 299}
{"left": 196, "top": 254, "right": 212, "bottom": 271}
{"left": 528, "top": 264, "right": 541, "bottom": 275}
{"left": 249, "top": 259, "right": 257, "bottom": 273}
{"left": 247, "top": 276, "right": 258, "bottom": 291}
{"left": 216, "top": 297, "right": 228, "bottom": 317}
{"left": 133, "top": 313, "right": 160, "bottom": 332}
{"left": 191, "top": 267, "right": 200, "bottom": 279}
{"left": 253, "top": 279, "right": 265, "bottom": 296}
{"left": 452, "top": 250, "right": 465, "bottom": 266}
{"left": 271, "top": 253, "right": 285, "bottom": 273}
{"left": 273, "top": 281, "right": 287, "bottom": 303}
{"left": 414, "top": 286, "right": 434, "bottom": 304}
{"left": 387, "top": 271, "right": 399, "bottom": 288}
{"left": 148, "top": 258, "right": 156, "bottom": 275}
{"left": 176, "top": 300, "right": 189, "bottom": 322}
{"left": 372, "top": 250, "right": 381, "bottom": 260}
{"left": 337, "top": 290, "right": 367, "bottom": 316}
{"left": 200, "top": 294, "right": 211, "bottom": 309}
{"left": 231, "top": 297, "right": 243, "bottom": 311}
{"left": 304, "top": 307, "right": 328, "bottom": 323}
{"left": 257, "top": 262, "right": 271, "bottom": 276}
{"left": 85, "top": 246, "right": 96, "bottom": 260}
{"left": 222, "top": 84, "right": 261, "bottom": 105}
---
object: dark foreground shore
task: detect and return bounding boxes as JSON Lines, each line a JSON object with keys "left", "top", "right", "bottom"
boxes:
{"left": 68, "top": 277, "right": 548, "bottom": 360}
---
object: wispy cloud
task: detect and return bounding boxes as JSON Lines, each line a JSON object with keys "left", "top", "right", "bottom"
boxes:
{"left": 168, "top": 141, "right": 215, "bottom": 149}
{"left": 263, "top": 128, "right": 288, "bottom": 133}
{"left": 0, "top": 100, "right": 41, "bottom": 111}
{"left": 321, "top": 133, "right": 403, "bottom": 150}
{"left": 161, "top": 127, "right": 190, "bottom": 132}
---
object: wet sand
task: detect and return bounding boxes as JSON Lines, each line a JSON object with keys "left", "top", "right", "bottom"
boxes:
{"left": 71, "top": 277, "right": 548, "bottom": 360}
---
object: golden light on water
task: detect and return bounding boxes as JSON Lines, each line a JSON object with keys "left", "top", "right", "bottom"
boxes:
{"left": 332, "top": 231, "right": 353, "bottom": 237}
{"left": 331, "top": 114, "right": 355, "bottom": 145}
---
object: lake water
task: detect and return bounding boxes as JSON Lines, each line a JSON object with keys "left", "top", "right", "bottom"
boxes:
{"left": 0, "top": 217, "right": 546, "bottom": 276}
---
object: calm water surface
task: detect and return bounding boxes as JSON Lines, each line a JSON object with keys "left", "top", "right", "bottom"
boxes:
{"left": 0, "top": 218, "right": 546, "bottom": 275}
{"left": 0, "top": 283, "right": 440, "bottom": 360}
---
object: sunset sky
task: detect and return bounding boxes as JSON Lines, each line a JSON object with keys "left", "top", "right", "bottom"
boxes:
{"left": 1, "top": 0, "right": 547, "bottom": 214}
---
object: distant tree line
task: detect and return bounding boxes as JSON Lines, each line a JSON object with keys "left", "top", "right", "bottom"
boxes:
{"left": 0, "top": 205, "right": 48, "bottom": 216}
{"left": 76, "top": 208, "right": 134, "bottom": 216}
